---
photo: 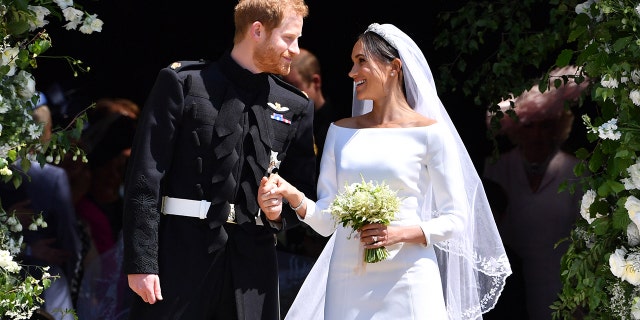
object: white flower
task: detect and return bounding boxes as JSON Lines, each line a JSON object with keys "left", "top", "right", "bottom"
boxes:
{"left": 10, "top": 223, "right": 22, "bottom": 233}
{"left": 580, "top": 189, "right": 597, "bottom": 223}
{"left": 0, "top": 249, "right": 20, "bottom": 273}
{"left": 601, "top": 74, "right": 619, "bottom": 88}
{"left": 0, "top": 166, "right": 12, "bottom": 176}
{"left": 610, "top": 247, "right": 627, "bottom": 278}
{"left": 630, "top": 90, "right": 640, "bottom": 106}
{"left": 0, "top": 101, "right": 9, "bottom": 114}
{"left": 575, "top": 226, "right": 596, "bottom": 248}
{"left": 575, "top": 0, "right": 596, "bottom": 15}
{"left": 54, "top": 0, "right": 74, "bottom": 9}
{"left": 14, "top": 70, "right": 36, "bottom": 100}
{"left": 636, "top": 4, "right": 640, "bottom": 17}
{"left": 79, "top": 14, "right": 103, "bottom": 34}
{"left": 1, "top": 46, "right": 20, "bottom": 76}
{"left": 632, "top": 69, "right": 640, "bottom": 84}
{"left": 624, "top": 253, "right": 640, "bottom": 285}
{"left": 625, "top": 160, "right": 640, "bottom": 190}
{"left": 626, "top": 196, "right": 640, "bottom": 229}
{"left": 6, "top": 216, "right": 18, "bottom": 226}
{"left": 27, "top": 123, "right": 42, "bottom": 140}
{"left": 623, "top": 177, "right": 635, "bottom": 190}
{"left": 27, "top": 5, "right": 50, "bottom": 31}
{"left": 62, "top": 7, "right": 83, "bottom": 30}
{"left": 629, "top": 223, "right": 640, "bottom": 246}
{"left": 595, "top": 118, "right": 621, "bottom": 140}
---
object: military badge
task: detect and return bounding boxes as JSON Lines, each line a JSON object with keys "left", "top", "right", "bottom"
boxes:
{"left": 271, "top": 113, "right": 291, "bottom": 124}
{"left": 267, "top": 150, "right": 280, "bottom": 176}
{"left": 267, "top": 102, "right": 289, "bottom": 112}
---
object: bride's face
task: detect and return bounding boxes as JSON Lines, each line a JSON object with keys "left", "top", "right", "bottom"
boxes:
{"left": 348, "top": 40, "right": 390, "bottom": 101}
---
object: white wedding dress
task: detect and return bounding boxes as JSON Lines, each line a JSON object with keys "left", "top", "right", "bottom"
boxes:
{"left": 285, "top": 122, "right": 468, "bottom": 320}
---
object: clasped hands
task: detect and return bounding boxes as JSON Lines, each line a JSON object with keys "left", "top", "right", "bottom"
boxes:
{"left": 258, "top": 174, "right": 288, "bottom": 222}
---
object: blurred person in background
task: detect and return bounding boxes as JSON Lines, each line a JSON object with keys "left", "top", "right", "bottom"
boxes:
{"left": 483, "top": 66, "right": 589, "bottom": 320}
{"left": 68, "top": 97, "right": 139, "bottom": 320}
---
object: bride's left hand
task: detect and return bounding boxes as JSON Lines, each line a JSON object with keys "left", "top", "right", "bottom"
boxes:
{"left": 360, "top": 223, "right": 395, "bottom": 248}
{"left": 361, "top": 224, "right": 428, "bottom": 247}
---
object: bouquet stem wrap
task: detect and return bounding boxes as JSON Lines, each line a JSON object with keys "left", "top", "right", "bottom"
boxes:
{"left": 330, "top": 176, "right": 401, "bottom": 263}
{"left": 364, "top": 245, "right": 389, "bottom": 263}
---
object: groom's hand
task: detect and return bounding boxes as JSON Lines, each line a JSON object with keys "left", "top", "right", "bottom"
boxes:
{"left": 258, "top": 176, "right": 283, "bottom": 221}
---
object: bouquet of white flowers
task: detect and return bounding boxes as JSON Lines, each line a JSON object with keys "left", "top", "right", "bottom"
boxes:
{"left": 330, "top": 176, "right": 402, "bottom": 263}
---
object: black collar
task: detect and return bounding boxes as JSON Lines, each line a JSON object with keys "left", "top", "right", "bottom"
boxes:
{"left": 218, "top": 50, "right": 269, "bottom": 93}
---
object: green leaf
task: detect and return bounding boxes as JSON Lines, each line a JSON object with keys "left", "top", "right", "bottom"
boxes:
{"left": 612, "top": 36, "right": 632, "bottom": 52}
{"left": 12, "top": 174, "right": 22, "bottom": 189}
{"left": 28, "top": 39, "right": 52, "bottom": 56}
{"left": 555, "top": 49, "right": 573, "bottom": 67}
{"left": 606, "top": 180, "right": 625, "bottom": 195}
{"left": 575, "top": 148, "right": 590, "bottom": 160}
{"left": 588, "top": 146, "right": 604, "bottom": 172}
{"left": 573, "top": 161, "right": 585, "bottom": 177}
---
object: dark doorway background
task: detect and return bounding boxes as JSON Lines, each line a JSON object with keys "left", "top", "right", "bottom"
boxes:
{"left": 33, "top": 0, "right": 490, "bottom": 166}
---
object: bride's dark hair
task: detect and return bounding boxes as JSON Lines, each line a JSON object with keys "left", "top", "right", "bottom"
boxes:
{"left": 359, "top": 31, "right": 406, "bottom": 96}
{"left": 359, "top": 31, "right": 398, "bottom": 64}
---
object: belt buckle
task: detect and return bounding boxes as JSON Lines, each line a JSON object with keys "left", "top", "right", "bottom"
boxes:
{"left": 226, "top": 204, "right": 236, "bottom": 224}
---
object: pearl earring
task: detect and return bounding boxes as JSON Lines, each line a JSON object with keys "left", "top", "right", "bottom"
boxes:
{"left": 390, "top": 71, "right": 395, "bottom": 76}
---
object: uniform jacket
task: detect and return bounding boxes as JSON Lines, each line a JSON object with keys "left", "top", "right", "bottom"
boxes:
{"left": 122, "top": 51, "right": 316, "bottom": 275}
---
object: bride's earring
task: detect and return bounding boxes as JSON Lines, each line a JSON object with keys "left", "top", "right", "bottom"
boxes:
{"left": 390, "top": 71, "right": 395, "bottom": 76}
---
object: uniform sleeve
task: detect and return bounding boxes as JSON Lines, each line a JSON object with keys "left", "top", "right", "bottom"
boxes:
{"left": 419, "top": 125, "right": 467, "bottom": 245}
{"left": 122, "top": 68, "right": 185, "bottom": 274}
{"left": 277, "top": 98, "right": 317, "bottom": 230}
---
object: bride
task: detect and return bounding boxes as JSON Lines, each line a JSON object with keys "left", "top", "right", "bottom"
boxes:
{"left": 258, "top": 23, "right": 512, "bottom": 320}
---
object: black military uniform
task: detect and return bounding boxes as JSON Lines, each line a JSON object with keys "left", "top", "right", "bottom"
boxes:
{"left": 122, "top": 51, "right": 316, "bottom": 319}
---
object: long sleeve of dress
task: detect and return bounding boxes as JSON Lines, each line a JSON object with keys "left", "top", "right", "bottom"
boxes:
{"left": 296, "top": 123, "right": 339, "bottom": 237}
{"left": 418, "top": 122, "right": 467, "bottom": 245}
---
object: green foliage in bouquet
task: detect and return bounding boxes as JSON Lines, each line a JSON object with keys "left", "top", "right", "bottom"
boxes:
{"left": 330, "top": 176, "right": 402, "bottom": 263}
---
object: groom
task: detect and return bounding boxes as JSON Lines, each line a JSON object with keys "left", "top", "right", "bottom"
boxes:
{"left": 121, "top": 0, "right": 316, "bottom": 319}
